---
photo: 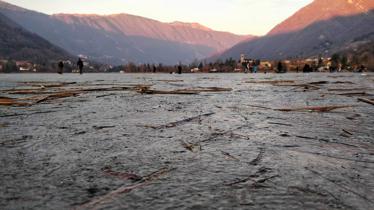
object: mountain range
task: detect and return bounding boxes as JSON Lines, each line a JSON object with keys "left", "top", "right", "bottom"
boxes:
{"left": 0, "top": 0, "right": 252, "bottom": 65}
{"left": 0, "top": 0, "right": 373, "bottom": 66}
{"left": 216, "top": 0, "right": 374, "bottom": 61}
{"left": 0, "top": 12, "right": 71, "bottom": 63}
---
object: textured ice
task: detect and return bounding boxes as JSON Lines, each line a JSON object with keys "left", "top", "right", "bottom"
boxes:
{"left": 0, "top": 73, "right": 373, "bottom": 210}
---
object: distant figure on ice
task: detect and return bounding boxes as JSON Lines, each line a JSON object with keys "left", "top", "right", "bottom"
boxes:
{"left": 178, "top": 64, "right": 183, "bottom": 74}
{"left": 303, "top": 64, "right": 311, "bottom": 73}
{"left": 77, "top": 58, "right": 84, "bottom": 74}
{"left": 252, "top": 65, "right": 257, "bottom": 73}
{"left": 264, "top": 64, "right": 269, "bottom": 74}
{"left": 153, "top": 65, "right": 157, "bottom": 73}
{"left": 248, "top": 63, "right": 253, "bottom": 73}
{"left": 277, "top": 61, "right": 283, "bottom": 73}
{"left": 57, "top": 61, "right": 64, "bottom": 74}
{"left": 253, "top": 60, "right": 259, "bottom": 73}
{"left": 358, "top": 65, "right": 366, "bottom": 73}
{"left": 244, "top": 63, "right": 249, "bottom": 73}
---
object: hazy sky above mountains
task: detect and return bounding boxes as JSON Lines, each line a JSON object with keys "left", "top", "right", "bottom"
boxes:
{"left": 5, "top": 0, "right": 313, "bottom": 35}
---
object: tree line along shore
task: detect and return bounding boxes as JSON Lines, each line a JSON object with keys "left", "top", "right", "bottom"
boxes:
{"left": 0, "top": 52, "right": 372, "bottom": 73}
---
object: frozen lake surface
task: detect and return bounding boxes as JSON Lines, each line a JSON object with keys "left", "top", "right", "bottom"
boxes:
{"left": 1, "top": 73, "right": 374, "bottom": 210}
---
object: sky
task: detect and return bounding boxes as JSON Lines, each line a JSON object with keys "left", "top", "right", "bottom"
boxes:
{"left": 5, "top": 0, "right": 313, "bottom": 35}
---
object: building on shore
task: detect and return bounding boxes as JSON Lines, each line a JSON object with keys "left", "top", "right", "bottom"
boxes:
{"left": 16, "top": 61, "right": 34, "bottom": 72}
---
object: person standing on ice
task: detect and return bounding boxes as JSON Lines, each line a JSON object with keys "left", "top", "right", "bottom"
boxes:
{"left": 277, "top": 61, "right": 283, "bottom": 73}
{"left": 57, "top": 61, "right": 64, "bottom": 74}
{"left": 177, "top": 64, "right": 182, "bottom": 74}
{"left": 77, "top": 58, "right": 84, "bottom": 74}
{"left": 253, "top": 60, "right": 259, "bottom": 73}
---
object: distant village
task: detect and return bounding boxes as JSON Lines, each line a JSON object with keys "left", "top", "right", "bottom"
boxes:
{"left": 0, "top": 52, "right": 369, "bottom": 74}
{"left": 0, "top": 57, "right": 113, "bottom": 73}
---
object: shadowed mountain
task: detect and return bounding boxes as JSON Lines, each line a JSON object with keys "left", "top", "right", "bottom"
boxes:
{"left": 0, "top": 0, "right": 253, "bottom": 65}
{"left": 0, "top": 13, "right": 72, "bottom": 63}
{"left": 337, "top": 32, "right": 374, "bottom": 69}
{"left": 215, "top": 0, "right": 374, "bottom": 61}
